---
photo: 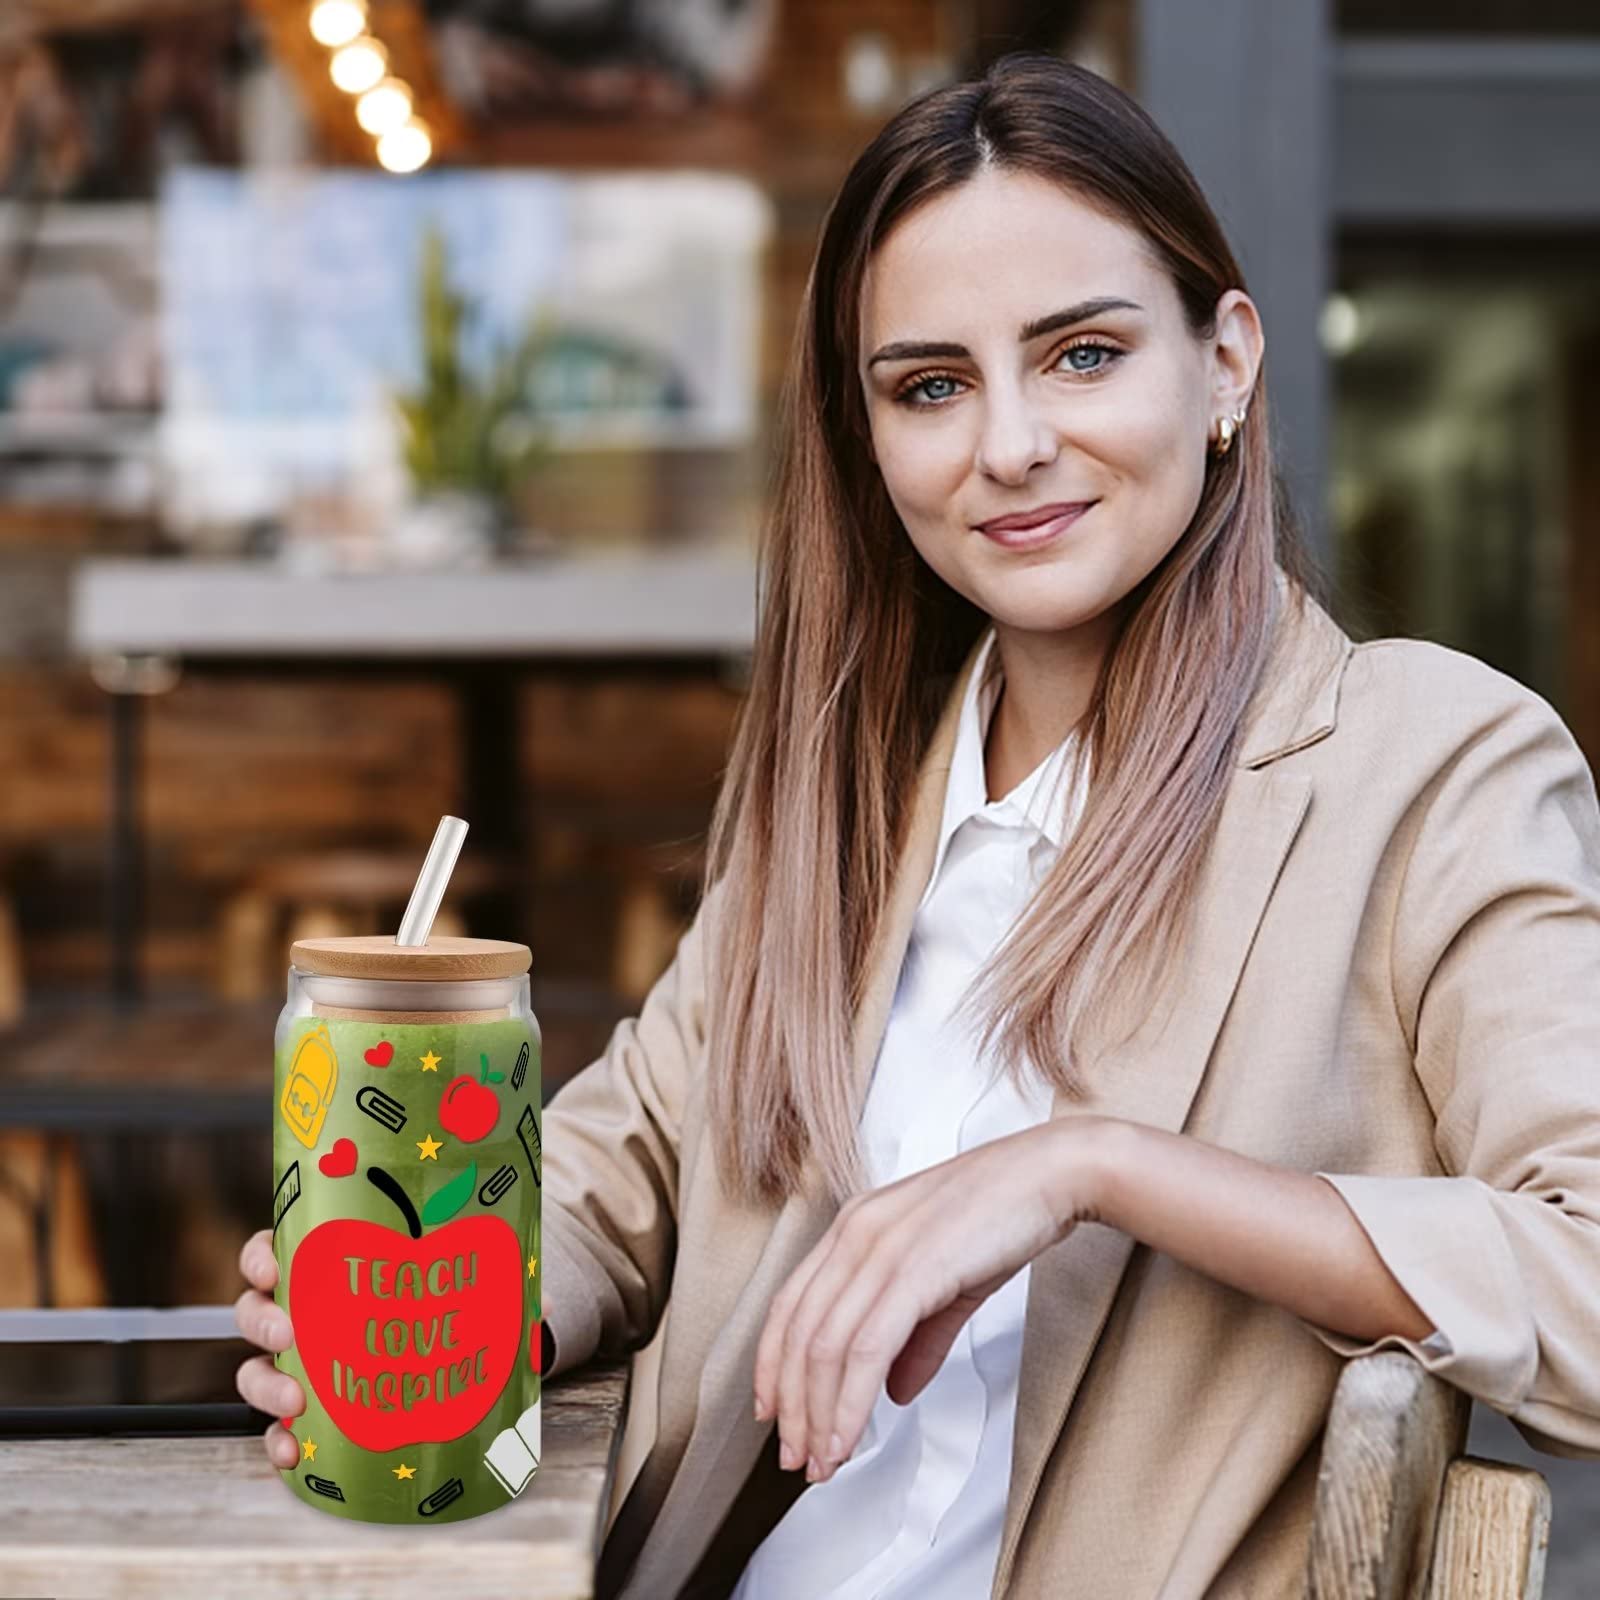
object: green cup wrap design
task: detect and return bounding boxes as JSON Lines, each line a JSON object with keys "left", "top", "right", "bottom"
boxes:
{"left": 272, "top": 1014, "right": 541, "bottom": 1524}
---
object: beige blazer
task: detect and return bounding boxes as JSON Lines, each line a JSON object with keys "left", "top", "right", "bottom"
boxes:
{"left": 540, "top": 580, "right": 1600, "bottom": 1599}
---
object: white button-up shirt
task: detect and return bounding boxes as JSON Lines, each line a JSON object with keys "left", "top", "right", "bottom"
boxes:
{"left": 731, "top": 626, "right": 1093, "bottom": 1600}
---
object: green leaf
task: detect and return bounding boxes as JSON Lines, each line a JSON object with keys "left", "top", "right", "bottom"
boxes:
{"left": 486, "top": 1071, "right": 505, "bottom": 1083}
{"left": 388, "top": 221, "right": 550, "bottom": 508}
{"left": 421, "top": 1161, "right": 478, "bottom": 1227}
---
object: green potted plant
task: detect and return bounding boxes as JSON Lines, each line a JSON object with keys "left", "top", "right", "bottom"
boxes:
{"left": 389, "top": 223, "right": 552, "bottom": 565}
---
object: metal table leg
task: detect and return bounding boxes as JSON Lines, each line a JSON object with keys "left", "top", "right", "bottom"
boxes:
{"left": 91, "top": 653, "right": 180, "bottom": 1014}
{"left": 454, "top": 663, "right": 529, "bottom": 940}
{"left": 109, "top": 688, "right": 143, "bottom": 1013}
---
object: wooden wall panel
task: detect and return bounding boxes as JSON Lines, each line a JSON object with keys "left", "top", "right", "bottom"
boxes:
{"left": 1, "top": 662, "right": 741, "bottom": 996}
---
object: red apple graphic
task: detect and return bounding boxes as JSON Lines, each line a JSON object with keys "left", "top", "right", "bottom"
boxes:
{"left": 289, "top": 1211, "right": 523, "bottom": 1451}
{"left": 437, "top": 1052, "right": 503, "bottom": 1144}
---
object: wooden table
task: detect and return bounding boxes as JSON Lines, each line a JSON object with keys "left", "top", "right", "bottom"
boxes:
{"left": 67, "top": 548, "right": 758, "bottom": 1009}
{"left": 0, "top": 1358, "right": 630, "bottom": 1600}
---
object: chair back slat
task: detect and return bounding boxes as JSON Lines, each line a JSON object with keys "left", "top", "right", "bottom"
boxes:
{"left": 1424, "top": 1457, "right": 1551, "bottom": 1600}
{"left": 1305, "top": 1350, "right": 1471, "bottom": 1599}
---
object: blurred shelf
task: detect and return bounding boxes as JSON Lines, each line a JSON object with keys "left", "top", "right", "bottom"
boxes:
{"left": 0, "top": 415, "right": 157, "bottom": 455}
{"left": 69, "top": 547, "right": 759, "bottom": 659}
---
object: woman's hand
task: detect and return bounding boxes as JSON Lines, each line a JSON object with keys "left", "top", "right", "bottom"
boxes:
{"left": 751, "top": 1115, "right": 1113, "bottom": 1483}
{"left": 232, "top": 1228, "right": 306, "bottom": 1470}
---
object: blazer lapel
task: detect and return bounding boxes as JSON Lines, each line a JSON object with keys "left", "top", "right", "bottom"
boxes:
{"left": 657, "top": 586, "right": 1354, "bottom": 1600}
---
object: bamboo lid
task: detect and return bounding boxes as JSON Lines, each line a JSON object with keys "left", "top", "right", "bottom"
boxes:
{"left": 289, "top": 935, "right": 531, "bottom": 981}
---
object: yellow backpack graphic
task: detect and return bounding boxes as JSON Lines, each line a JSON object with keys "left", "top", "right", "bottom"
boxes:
{"left": 281, "top": 1022, "right": 338, "bottom": 1148}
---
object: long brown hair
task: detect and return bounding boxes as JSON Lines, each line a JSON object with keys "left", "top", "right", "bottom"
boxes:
{"left": 699, "top": 51, "right": 1330, "bottom": 1211}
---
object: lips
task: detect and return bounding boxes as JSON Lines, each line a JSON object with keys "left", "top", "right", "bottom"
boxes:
{"left": 976, "top": 500, "right": 1096, "bottom": 552}
{"left": 977, "top": 500, "right": 1096, "bottom": 534}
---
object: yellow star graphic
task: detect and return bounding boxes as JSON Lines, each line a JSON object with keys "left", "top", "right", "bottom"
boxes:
{"left": 527, "top": 1254, "right": 538, "bottom": 1279}
{"left": 301, "top": 1437, "right": 317, "bottom": 1461}
{"left": 419, "top": 1051, "right": 442, "bottom": 1072}
{"left": 392, "top": 1462, "right": 416, "bottom": 1480}
{"left": 416, "top": 1133, "right": 443, "bottom": 1160}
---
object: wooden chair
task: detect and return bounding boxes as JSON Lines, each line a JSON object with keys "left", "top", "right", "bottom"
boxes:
{"left": 0, "top": 1130, "right": 108, "bottom": 1309}
{"left": 1305, "top": 1349, "right": 1551, "bottom": 1597}
{"left": 604, "top": 838, "right": 705, "bottom": 1008}
{"left": 0, "top": 856, "right": 107, "bottom": 1309}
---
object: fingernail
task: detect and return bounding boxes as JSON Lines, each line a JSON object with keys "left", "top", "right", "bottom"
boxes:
{"left": 805, "top": 1455, "right": 820, "bottom": 1481}
{"left": 779, "top": 1440, "right": 798, "bottom": 1470}
{"left": 827, "top": 1433, "right": 843, "bottom": 1461}
{"left": 754, "top": 1396, "right": 767, "bottom": 1422}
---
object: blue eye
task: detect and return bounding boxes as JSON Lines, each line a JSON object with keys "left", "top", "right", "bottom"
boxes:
{"left": 891, "top": 339, "right": 1124, "bottom": 410}
{"left": 908, "top": 375, "right": 961, "bottom": 404}
{"left": 1057, "top": 341, "right": 1121, "bottom": 375}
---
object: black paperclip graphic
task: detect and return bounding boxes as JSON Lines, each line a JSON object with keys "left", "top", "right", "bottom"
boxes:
{"left": 478, "top": 1163, "right": 517, "bottom": 1206}
{"left": 418, "top": 1476, "right": 464, "bottom": 1516}
{"left": 305, "top": 1473, "right": 345, "bottom": 1502}
{"left": 272, "top": 1160, "right": 301, "bottom": 1238}
{"left": 516, "top": 1103, "right": 542, "bottom": 1188}
{"left": 356, "top": 1085, "right": 407, "bottom": 1133}
{"left": 511, "top": 1040, "right": 529, "bottom": 1092}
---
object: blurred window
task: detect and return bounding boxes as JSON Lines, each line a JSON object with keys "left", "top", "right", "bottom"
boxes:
{"left": 1328, "top": 234, "right": 1600, "bottom": 741}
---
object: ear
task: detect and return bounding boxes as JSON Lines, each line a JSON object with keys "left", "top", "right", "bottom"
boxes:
{"left": 1210, "top": 289, "right": 1264, "bottom": 415}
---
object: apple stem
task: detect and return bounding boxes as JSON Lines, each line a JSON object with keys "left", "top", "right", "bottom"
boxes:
{"left": 365, "top": 1166, "right": 422, "bottom": 1239}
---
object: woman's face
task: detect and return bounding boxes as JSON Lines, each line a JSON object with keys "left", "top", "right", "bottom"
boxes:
{"left": 858, "top": 167, "right": 1262, "bottom": 643}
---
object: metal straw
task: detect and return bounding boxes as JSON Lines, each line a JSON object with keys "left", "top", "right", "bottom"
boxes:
{"left": 396, "top": 815, "right": 469, "bottom": 946}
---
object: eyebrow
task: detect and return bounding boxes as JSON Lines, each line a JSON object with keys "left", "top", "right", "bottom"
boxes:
{"left": 865, "top": 296, "right": 1146, "bottom": 368}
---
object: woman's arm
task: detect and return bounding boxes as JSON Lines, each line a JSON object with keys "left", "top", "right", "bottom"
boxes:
{"left": 540, "top": 881, "right": 723, "bottom": 1377}
{"left": 1067, "top": 1118, "right": 1436, "bottom": 1345}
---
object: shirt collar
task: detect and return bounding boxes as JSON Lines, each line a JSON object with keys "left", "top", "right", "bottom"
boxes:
{"left": 923, "top": 626, "right": 1089, "bottom": 893}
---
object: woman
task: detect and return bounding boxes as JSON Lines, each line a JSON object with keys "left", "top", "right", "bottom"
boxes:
{"left": 234, "top": 53, "right": 1600, "bottom": 1598}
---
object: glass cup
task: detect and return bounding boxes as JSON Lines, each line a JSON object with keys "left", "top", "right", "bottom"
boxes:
{"left": 272, "top": 936, "right": 541, "bottom": 1524}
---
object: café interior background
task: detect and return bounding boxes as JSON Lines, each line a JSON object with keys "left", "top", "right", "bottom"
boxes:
{"left": 1, "top": 0, "right": 1599, "bottom": 1351}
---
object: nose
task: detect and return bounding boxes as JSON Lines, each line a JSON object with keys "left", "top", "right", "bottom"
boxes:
{"left": 973, "top": 385, "right": 1059, "bottom": 484}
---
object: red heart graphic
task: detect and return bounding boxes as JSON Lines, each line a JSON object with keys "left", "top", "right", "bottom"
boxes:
{"left": 318, "top": 1137, "right": 357, "bottom": 1177}
{"left": 364, "top": 1041, "right": 394, "bottom": 1067}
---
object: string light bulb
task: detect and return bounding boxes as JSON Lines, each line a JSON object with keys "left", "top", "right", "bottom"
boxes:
{"left": 330, "top": 36, "right": 388, "bottom": 95}
{"left": 356, "top": 77, "right": 414, "bottom": 136}
{"left": 307, "top": 0, "right": 366, "bottom": 48}
{"left": 376, "top": 117, "right": 432, "bottom": 174}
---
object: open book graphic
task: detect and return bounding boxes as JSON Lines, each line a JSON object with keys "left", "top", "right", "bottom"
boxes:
{"left": 483, "top": 1398, "right": 541, "bottom": 1497}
